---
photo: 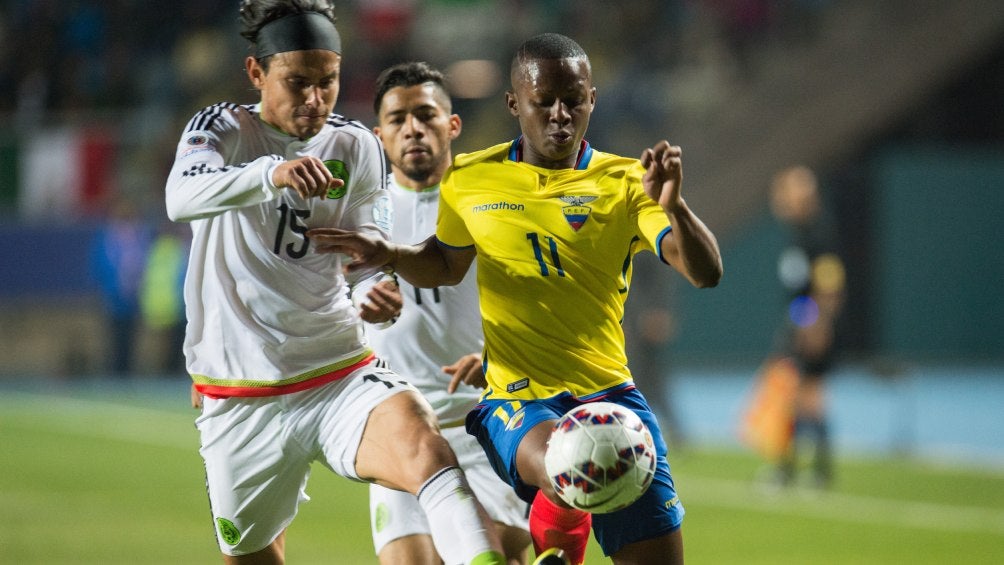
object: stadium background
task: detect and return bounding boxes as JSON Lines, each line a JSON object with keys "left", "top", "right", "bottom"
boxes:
{"left": 0, "top": 2, "right": 1003, "bottom": 560}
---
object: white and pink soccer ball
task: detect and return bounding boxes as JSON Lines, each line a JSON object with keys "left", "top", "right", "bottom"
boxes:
{"left": 544, "top": 402, "right": 657, "bottom": 514}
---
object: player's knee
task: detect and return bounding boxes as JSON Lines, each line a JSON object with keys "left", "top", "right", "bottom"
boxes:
{"left": 412, "top": 430, "right": 460, "bottom": 478}
{"left": 383, "top": 428, "right": 459, "bottom": 494}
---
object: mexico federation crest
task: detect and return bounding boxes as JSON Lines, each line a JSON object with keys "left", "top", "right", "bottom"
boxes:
{"left": 216, "top": 517, "right": 241, "bottom": 546}
{"left": 323, "top": 159, "right": 349, "bottom": 199}
{"left": 559, "top": 195, "right": 597, "bottom": 231}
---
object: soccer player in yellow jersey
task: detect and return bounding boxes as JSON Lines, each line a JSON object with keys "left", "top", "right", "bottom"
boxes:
{"left": 310, "top": 33, "right": 723, "bottom": 565}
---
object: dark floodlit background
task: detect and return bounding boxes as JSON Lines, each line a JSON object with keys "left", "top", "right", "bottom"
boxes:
{"left": 1, "top": 0, "right": 1002, "bottom": 474}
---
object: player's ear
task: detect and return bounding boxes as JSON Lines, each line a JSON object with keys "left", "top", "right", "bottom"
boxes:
{"left": 448, "top": 114, "right": 462, "bottom": 140}
{"left": 246, "top": 56, "right": 265, "bottom": 89}
{"left": 505, "top": 91, "right": 519, "bottom": 117}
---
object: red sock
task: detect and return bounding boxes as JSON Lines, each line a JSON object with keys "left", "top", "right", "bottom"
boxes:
{"left": 528, "top": 490, "right": 591, "bottom": 565}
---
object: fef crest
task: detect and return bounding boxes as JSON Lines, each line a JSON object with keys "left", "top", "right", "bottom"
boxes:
{"left": 559, "top": 195, "right": 598, "bottom": 231}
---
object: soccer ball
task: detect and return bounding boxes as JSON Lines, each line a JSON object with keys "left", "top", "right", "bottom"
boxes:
{"left": 544, "top": 402, "right": 657, "bottom": 514}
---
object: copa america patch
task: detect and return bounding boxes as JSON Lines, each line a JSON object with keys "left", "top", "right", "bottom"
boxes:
{"left": 373, "top": 193, "right": 393, "bottom": 231}
{"left": 186, "top": 134, "right": 209, "bottom": 146}
{"left": 182, "top": 133, "right": 214, "bottom": 158}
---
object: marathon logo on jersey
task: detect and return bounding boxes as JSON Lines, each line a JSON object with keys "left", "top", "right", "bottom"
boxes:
{"left": 559, "top": 195, "right": 597, "bottom": 231}
{"left": 323, "top": 159, "right": 349, "bottom": 199}
{"left": 472, "top": 200, "right": 525, "bottom": 214}
{"left": 181, "top": 133, "right": 215, "bottom": 158}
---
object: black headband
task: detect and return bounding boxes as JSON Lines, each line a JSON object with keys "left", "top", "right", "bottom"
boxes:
{"left": 254, "top": 12, "right": 341, "bottom": 59}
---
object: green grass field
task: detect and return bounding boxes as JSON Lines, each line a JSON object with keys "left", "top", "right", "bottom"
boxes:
{"left": 2, "top": 382, "right": 1003, "bottom": 564}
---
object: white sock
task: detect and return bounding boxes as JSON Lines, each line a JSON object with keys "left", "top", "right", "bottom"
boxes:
{"left": 416, "top": 466, "right": 496, "bottom": 565}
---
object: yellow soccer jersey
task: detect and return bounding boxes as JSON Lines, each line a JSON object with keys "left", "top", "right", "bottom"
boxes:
{"left": 438, "top": 138, "right": 673, "bottom": 401}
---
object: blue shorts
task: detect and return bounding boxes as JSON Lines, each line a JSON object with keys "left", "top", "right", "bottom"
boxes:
{"left": 465, "top": 384, "right": 685, "bottom": 556}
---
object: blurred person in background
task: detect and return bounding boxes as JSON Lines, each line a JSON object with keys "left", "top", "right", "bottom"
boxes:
{"left": 165, "top": 1, "right": 506, "bottom": 563}
{"left": 89, "top": 197, "right": 154, "bottom": 375}
{"left": 367, "top": 61, "right": 531, "bottom": 565}
{"left": 309, "top": 32, "right": 723, "bottom": 565}
{"left": 139, "top": 220, "right": 190, "bottom": 374}
{"left": 768, "top": 164, "right": 846, "bottom": 489}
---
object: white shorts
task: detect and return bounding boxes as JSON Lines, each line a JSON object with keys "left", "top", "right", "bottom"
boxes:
{"left": 197, "top": 361, "right": 416, "bottom": 556}
{"left": 369, "top": 424, "right": 529, "bottom": 554}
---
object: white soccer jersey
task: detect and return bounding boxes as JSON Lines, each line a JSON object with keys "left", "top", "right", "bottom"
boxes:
{"left": 166, "top": 102, "right": 391, "bottom": 396}
{"left": 366, "top": 180, "right": 483, "bottom": 425}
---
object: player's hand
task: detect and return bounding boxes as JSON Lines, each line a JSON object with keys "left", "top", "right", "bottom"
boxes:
{"left": 358, "top": 279, "right": 402, "bottom": 324}
{"left": 307, "top": 228, "right": 397, "bottom": 274}
{"left": 640, "top": 141, "right": 683, "bottom": 212}
{"left": 445, "top": 353, "right": 486, "bottom": 392}
{"left": 272, "top": 157, "right": 343, "bottom": 199}
{"left": 191, "top": 383, "right": 203, "bottom": 410}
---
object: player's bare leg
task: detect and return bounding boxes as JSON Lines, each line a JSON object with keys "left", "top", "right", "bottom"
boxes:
{"left": 356, "top": 390, "right": 456, "bottom": 491}
{"left": 223, "top": 531, "right": 285, "bottom": 564}
{"left": 611, "top": 528, "right": 684, "bottom": 565}
{"left": 379, "top": 522, "right": 528, "bottom": 565}
{"left": 517, "top": 421, "right": 591, "bottom": 565}
{"left": 498, "top": 521, "right": 532, "bottom": 565}
{"left": 377, "top": 534, "right": 439, "bottom": 565}
{"left": 357, "top": 390, "right": 504, "bottom": 564}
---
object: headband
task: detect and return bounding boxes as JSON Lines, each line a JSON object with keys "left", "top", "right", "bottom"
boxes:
{"left": 254, "top": 12, "right": 341, "bottom": 59}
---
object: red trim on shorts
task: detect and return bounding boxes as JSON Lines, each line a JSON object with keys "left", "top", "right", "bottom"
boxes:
{"left": 196, "top": 353, "right": 375, "bottom": 398}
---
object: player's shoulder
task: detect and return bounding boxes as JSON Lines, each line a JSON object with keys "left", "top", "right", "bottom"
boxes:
{"left": 317, "top": 112, "right": 382, "bottom": 150}
{"left": 183, "top": 102, "right": 253, "bottom": 134}
{"left": 324, "top": 112, "right": 375, "bottom": 137}
{"left": 587, "top": 147, "right": 641, "bottom": 172}
{"left": 583, "top": 148, "right": 646, "bottom": 186}
{"left": 451, "top": 141, "right": 512, "bottom": 170}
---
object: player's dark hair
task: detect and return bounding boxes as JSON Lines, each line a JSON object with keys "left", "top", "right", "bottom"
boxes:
{"left": 239, "top": 0, "right": 337, "bottom": 68}
{"left": 373, "top": 61, "right": 450, "bottom": 116}
{"left": 511, "top": 33, "right": 589, "bottom": 77}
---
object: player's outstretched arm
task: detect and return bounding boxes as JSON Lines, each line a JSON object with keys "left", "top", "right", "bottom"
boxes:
{"left": 307, "top": 230, "right": 475, "bottom": 288}
{"left": 641, "top": 141, "right": 723, "bottom": 289}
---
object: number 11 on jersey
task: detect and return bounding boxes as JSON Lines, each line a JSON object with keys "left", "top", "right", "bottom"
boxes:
{"left": 527, "top": 232, "right": 565, "bottom": 277}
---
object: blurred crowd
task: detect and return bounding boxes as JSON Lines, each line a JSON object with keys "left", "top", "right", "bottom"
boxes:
{"left": 0, "top": 0, "right": 837, "bottom": 215}
{"left": 0, "top": 0, "right": 838, "bottom": 376}
{"left": 1, "top": 1, "right": 835, "bottom": 118}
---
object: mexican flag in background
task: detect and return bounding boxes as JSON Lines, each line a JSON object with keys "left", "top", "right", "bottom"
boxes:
{"left": 17, "top": 126, "right": 117, "bottom": 220}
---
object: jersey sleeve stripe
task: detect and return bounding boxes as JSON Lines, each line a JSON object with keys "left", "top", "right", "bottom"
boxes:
{"left": 655, "top": 225, "right": 673, "bottom": 264}
{"left": 435, "top": 236, "right": 475, "bottom": 251}
{"left": 185, "top": 102, "right": 240, "bottom": 133}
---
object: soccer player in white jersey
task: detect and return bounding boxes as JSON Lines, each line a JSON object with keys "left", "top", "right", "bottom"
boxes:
{"left": 164, "top": 2, "right": 505, "bottom": 563}
{"left": 309, "top": 34, "right": 723, "bottom": 565}
{"left": 367, "top": 62, "right": 532, "bottom": 565}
